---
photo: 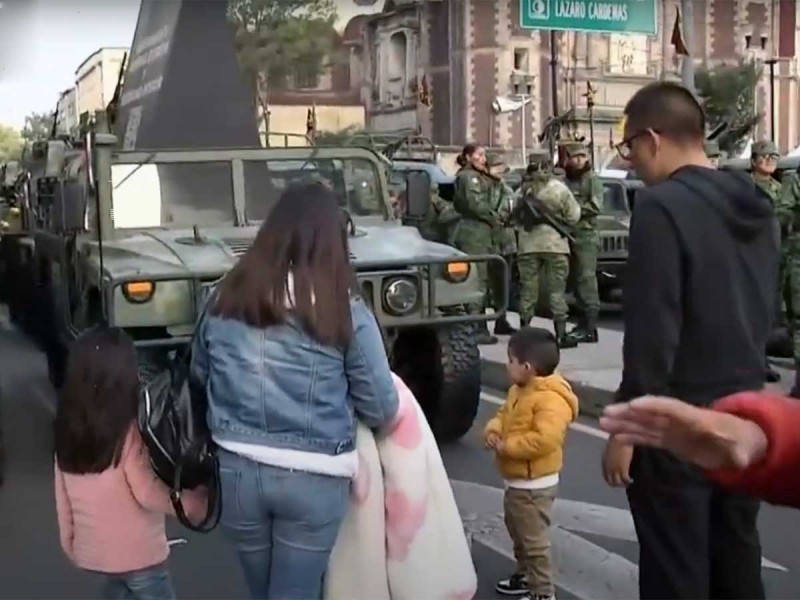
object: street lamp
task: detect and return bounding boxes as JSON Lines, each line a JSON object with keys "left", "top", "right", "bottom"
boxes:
{"left": 745, "top": 33, "right": 777, "bottom": 142}
{"left": 493, "top": 71, "right": 536, "bottom": 164}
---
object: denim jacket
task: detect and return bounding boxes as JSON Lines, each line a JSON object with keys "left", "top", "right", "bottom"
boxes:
{"left": 189, "top": 298, "right": 399, "bottom": 457}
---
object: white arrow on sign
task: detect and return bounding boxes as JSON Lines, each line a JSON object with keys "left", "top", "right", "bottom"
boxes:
{"left": 452, "top": 480, "right": 787, "bottom": 600}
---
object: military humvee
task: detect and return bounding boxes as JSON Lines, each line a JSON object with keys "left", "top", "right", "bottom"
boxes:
{"left": 30, "top": 117, "right": 507, "bottom": 442}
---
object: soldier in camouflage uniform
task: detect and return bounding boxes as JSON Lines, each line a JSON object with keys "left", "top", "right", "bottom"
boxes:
{"left": 485, "top": 152, "right": 518, "bottom": 335}
{"left": 453, "top": 144, "right": 501, "bottom": 345}
{"left": 417, "top": 184, "right": 461, "bottom": 245}
{"left": 751, "top": 140, "right": 784, "bottom": 384}
{"left": 562, "top": 142, "right": 604, "bottom": 344}
{"left": 774, "top": 148, "right": 800, "bottom": 395}
{"left": 515, "top": 149, "right": 581, "bottom": 348}
{"left": 704, "top": 140, "right": 722, "bottom": 168}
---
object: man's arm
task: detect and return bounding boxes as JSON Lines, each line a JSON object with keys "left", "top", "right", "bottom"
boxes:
{"left": 616, "top": 196, "right": 683, "bottom": 402}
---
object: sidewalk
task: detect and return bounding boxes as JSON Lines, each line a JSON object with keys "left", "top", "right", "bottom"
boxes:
{"left": 480, "top": 313, "right": 793, "bottom": 418}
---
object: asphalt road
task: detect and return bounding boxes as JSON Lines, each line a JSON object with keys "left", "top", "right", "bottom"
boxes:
{"left": 0, "top": 310, "right": 799, "bottom": 599}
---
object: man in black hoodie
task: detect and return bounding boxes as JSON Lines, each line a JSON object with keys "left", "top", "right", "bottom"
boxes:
{"left": 601, "top": 82, "right": 778, "bottom": 600}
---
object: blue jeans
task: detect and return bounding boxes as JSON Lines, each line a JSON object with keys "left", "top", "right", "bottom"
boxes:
{"left": 217, "top": 448, "right": 350, "bottom": 600}
{"left": 101, "top": 564, "right": 175, "bottom": 600}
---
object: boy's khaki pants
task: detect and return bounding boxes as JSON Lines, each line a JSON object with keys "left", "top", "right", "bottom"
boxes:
{"left": 503, "top": 485, "right": 557, "bottom": 597}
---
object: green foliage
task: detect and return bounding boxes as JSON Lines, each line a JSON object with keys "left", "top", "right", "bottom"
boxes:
{"left": 20, "top": 111, "right": 53, "bottom": 144}
{"left": 228, "top": 0, "right": 339, "bottom": 93}
{"left": 695, "top": 61, "right": 762, "bottom": 155}
{"left": 0, "top": 124, "right": 23, "bottom": 162}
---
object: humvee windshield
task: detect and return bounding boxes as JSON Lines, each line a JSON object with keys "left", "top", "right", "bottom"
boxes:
{"left": 601, "top": 182, "right": 631, "bottom": 215}
{"left": 111, "top": 162, "right": 234, "bottom": 229}
{"left": 242, "top": 157, "right": 386, "bottom": 220}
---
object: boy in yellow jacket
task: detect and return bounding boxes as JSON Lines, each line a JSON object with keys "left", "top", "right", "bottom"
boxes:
{"left": 485, "top": 327, "right": 579, "bottom": 600}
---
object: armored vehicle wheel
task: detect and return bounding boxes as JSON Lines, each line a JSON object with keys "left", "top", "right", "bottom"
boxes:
{"left": 137, "top": 349, "right": 172, "bottom": 384}
{"left": 391, "top": 322, "right": 481, "bottom": 443}
{"left": 767, "top": 325, "right": 793, "bottom": 358}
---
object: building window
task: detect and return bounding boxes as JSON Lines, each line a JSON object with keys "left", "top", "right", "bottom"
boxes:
{"left": 294, "top": 70, "right": 320, "bottom": 90}
{"left": 388, "top": 31, "right": 408, "bottom": 81}
{"left": 514, "top": 48, "right": 529, "bottom": 72}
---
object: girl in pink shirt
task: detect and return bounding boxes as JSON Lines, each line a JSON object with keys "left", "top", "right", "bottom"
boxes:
{"left": 53, "top": 328, "right": 206, "bottom": 600}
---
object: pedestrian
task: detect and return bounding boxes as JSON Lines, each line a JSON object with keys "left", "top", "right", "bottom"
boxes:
{"left": 561, "top": 142, "right": 604, "bottom": 345}
{"left": 53, "top": 328, "right": 207, "bottom": 600}
{"left": 602, "top": 81, "right": 777, "bottom": 600}
{"left": 189, "top": 182, "right": 399, "bottom": 600}
{"left": 486, "top": 152, "right": 518, "bottom": 336}
{"left": 774, "top": 164, "right": 800, "bottom": 396}
{"left": 485, "top": 327, "right": 578, "bottom": 600}
{"left": 600, "top": 392, "right": 800, "bottom": 509}
{"left": 515, "top": 149, "right": 580, "bottom": 348}
{"left": 453, "top": 143, "right": 502, "bottom": 345}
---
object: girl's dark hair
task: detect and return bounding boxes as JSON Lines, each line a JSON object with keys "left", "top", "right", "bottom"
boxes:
{"left": 456, "top": 143, "right": 481, "bottom": 167}
{"left": 54, "top": 327, "right": 141, "bottom": 474}
{"left": 212, "top": 182, "right": 357, "bottom": 347}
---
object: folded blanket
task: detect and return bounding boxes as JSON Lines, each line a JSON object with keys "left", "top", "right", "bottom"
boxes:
{"left": 326, "top": 373, "right": 477, "bottom": 600}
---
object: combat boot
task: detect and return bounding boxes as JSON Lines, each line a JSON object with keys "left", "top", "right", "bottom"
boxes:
{"left": 494, "top": 316, "right": 517, "bottom": 336}
{"left": 477, "top": 322, "right": 498, "bottom": 345}
{"left": 566, "top": 314, "right": 599, "bottom": 345}
{"left": 554, "top": 320, "right": 578, "bottom": 349}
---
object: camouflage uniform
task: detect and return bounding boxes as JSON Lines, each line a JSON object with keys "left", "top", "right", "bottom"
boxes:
{"left": 486, "top": 153, "right": 518, "bottom": 335}
{"left": 774, "top": 153, "right": 800, "bottom": 395}
{"left": 516, "top": 150, "right": 581, "bottom": 347}
{"left": 418, "top": 187, "right": 461, "bottom": 245}
{"left": 453, "top": 162, "right": 501, "bottom": 344}
{"left": 562, "top": 143, "right": 603, "bottom": 344}
{"left": 751, "top": 140, "right": 785, "bottom": 384}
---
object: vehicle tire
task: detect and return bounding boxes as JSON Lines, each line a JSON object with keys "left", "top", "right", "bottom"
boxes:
{"left": 766, "top": 325, "right": 793, "bottom": 358}
{"left": 137, "top": 348, "right": 172, "bottom": 385}
{"left": 391, "top": 323, "right": 481, "bottom": 443}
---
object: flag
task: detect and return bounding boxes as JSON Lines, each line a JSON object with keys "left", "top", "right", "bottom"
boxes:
{"left": 419, "top": 74, "right": 431, "bottom": 108}
{"left": 671, "top": 8, "right": 689, "bottom": 56}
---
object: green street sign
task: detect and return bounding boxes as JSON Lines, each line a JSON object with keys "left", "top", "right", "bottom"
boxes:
{"left": 520, "top": 0, "right": 658, "bottom": 35}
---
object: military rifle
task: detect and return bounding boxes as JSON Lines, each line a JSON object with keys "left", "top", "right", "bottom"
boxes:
{"left": 511, "top": 192, "right": 575, "bottom": 243}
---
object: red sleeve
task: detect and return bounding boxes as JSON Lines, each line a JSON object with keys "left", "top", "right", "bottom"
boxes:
{"left": 122, "top": 425, "right": 174, "bottom": 515}
{"left": 706, "top": 392, "right": 800, "bottom": 508}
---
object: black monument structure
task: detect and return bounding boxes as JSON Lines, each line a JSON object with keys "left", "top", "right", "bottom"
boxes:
{"left": 114, "top": 0, "right": 261, "bottom": 150}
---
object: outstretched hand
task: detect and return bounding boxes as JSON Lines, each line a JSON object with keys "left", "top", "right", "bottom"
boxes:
{"left": 599, "top": 396, "right": 767, "bottom": 471}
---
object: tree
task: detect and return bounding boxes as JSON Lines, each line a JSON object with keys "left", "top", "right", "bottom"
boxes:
{"left": 695, "top": 61, "right": 762, "bottom": 156}
{"left": 227, "top": 0, "right": 340, "bottom": 133}
{"left": 20, "top": 111, "right": 53, "bottom": 144}
{"left": 0, "top": 124, "right": 23, "bottom": 163}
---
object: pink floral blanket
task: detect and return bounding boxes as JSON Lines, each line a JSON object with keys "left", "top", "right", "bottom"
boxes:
{"left": 325, "top": 373, "right": 477, "bottom": 600}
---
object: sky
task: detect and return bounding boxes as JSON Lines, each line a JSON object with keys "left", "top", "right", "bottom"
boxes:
{"left": 0, "top": 0, "right": 385, "bottom": 131}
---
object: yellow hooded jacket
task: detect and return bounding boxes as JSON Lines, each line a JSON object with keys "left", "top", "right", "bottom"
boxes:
{"left": 484, "top": 374, "right": 579, "bottom": 480}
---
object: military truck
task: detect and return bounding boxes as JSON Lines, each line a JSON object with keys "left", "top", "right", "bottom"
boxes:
{"left": 30, "top": 115, "right": 507, "bottom": 442}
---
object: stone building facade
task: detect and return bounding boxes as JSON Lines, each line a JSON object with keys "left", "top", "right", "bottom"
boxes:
{"left": 354, "top": 0, "right": 800, "bottom": 164}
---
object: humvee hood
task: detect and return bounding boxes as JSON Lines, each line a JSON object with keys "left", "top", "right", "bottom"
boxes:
{"left": 349, "top": 226, "right": 464, "bottom": 264}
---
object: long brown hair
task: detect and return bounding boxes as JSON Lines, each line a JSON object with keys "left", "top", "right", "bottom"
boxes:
{"left": 212, "top": 182, "right": 357, "bottom": 347}
{"left": 54, "top": 328, "right": 141, "bottom": 474}
{"left": 456, "top": 143, "right": 482, "bottom": 168}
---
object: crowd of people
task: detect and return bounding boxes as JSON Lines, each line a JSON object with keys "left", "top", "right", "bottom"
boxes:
{"left": 46, "top": 79, "right": 800, "bottom": 600}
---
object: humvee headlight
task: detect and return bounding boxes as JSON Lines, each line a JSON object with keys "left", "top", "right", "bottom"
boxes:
{"left": 123, "top": 280, "right": 155, "bottom": 304}
{"left": 382, "top": 278, "right": 419, "bottom": 316}
{"left": 443, "top": 261, "right": 470, "bottom": 283}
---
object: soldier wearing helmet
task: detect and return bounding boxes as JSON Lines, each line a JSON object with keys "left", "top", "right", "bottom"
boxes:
{"left": 561, "top": 141, "right": 603, "bottom": 345}
{"left": 704, "top": 140, "right": 721, "bottom": 168}
{"left": 485, "top": 152, "right": 518, "bottom": 335}
{"left": 773, "top": 143, "right": 800, "bottom": 395}
{"left": 514, "top": 148, "right": 580, "bottom": 348}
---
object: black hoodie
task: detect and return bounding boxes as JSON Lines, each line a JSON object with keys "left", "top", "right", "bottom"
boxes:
{"left": 616, "top": 166, "right": 779, "bottom": 407}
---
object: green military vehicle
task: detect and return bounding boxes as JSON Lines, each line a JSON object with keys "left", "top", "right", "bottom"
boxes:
{"left": 29, "top": 115, "right": 506, "bottom": 442}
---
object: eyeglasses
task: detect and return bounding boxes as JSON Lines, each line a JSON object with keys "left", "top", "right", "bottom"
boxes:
{"left": 615, "top": 129, "right": 655, "bottom": 160}
{"left": 758, "top": 154, "right": 780, "bottom": 161}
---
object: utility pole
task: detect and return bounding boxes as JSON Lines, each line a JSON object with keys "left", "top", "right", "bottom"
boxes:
{"left": 584, "top": 82, "right": 596, "bottom": 165}
{"left": 680, "top": 0, "right": 695, "bottom": 93}
{"left": 765, "top": 57, "right": 777, "bottom": 141}
{"left": 550, "top": 30, "right": 559, "bottom": 116}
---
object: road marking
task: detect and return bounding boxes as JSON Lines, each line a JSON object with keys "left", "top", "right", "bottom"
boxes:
{"left": 452, "top": 479, "right": 788, "bottom": 600}
{"left": 481, "top": 392, "right": 609, "bottom": 439}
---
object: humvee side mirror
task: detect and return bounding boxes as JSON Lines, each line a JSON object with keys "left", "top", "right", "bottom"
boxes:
{"left": 405, "top": 170, "right": 431, "bottom": 219}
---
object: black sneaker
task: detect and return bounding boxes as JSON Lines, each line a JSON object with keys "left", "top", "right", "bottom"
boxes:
{"left": 495, "top": 573, "right": 529, "bottom": 596}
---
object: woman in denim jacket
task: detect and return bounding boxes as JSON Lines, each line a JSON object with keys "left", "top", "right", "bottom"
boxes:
{"left": 189, "top": 182, "right": 399, "bottom": 600}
